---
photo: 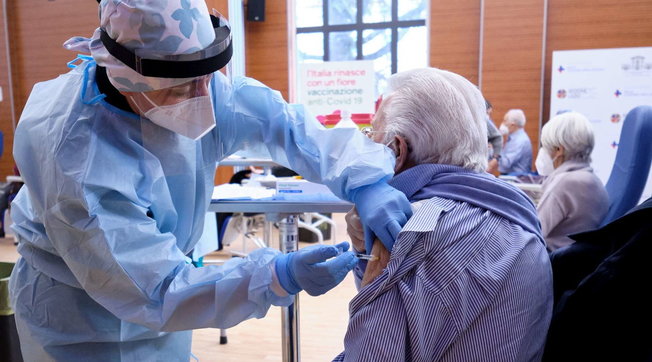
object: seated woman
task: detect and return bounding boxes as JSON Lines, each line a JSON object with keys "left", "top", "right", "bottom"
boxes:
{"left": 535, "top": 112, "right": 609, "bottom": 251}
{"left": 337, "top": 68, "right": 552, "bottom": 361}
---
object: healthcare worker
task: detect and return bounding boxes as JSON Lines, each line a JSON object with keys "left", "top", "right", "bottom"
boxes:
{"left": 8, "top": 1, "right": 412, "bottom": 360}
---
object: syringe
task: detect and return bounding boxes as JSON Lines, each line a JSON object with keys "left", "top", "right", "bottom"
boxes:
{"left": 354, "top": 253, "right": 379, "bottom": 261}
{"left": 336, "top": 245, "right": 379, "bottom": 261}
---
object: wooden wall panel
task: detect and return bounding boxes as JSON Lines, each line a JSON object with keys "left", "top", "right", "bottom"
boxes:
{"left": 481, "top": 0, "right": 545, "bottom": 165}
{"left": 0, "top": 3, "right": 13, "bottom": 177}
{"left": 245, "top": 0, "right": 289, "bottom": 99}
{"left": 542, "top": 0, "right": 652, "bottom": 124}
{"left": 206, "top": 0, "right": 228, "bottom": 16}
{"left": 1, "top": 0, "right": 97, "bottom": 178}
{"left": 9, "top": 1, "right": 98, "bottom": 116}
{"left": 206, "top": 0, "right": 233, "bottom": 185}
{"left": 429, "top": 0, "right": 481, "bottom": 85}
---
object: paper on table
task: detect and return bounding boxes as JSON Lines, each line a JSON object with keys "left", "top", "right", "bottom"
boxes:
{"left": 212, "top": 183, "right": 276, "bottom": 200}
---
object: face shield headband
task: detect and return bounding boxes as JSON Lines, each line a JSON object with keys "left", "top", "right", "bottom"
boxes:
{"left": 99, "top": 12, "right": 232, "bottom": 79}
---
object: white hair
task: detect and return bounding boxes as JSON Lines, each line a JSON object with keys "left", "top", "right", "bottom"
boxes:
{"left": 505, "top": 109, "right": 526, "bottom": 127}
{"left": 379, "top": 67, "right": 487, "bottom": 172}
{"left": 541, "top": 111, "right": 595, "bottom": 163}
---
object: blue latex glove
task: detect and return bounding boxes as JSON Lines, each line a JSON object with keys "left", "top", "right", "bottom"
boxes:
{"left": 275, "top": 242, "right": 358, "bottom": 296}
{"left": 350, "top": 181, "right": 413, "bottom": 253}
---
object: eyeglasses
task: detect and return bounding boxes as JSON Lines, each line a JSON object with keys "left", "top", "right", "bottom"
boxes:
{"left": 360, "top": 126, "right": 386, "bottom": 138}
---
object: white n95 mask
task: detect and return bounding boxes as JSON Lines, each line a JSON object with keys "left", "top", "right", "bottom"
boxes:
{"left": 499, "top": 124, "right": 509, "bottom": 136}
{"left": 139, "top": 94, "right": 216, "bottom": 140}
{"left": 535, "top": 148, "right": 555, "bottom": 176}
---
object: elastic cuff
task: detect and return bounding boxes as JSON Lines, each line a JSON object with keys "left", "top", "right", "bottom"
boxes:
{"left": 274, "top": 254, "right": 301, "bottom": 295}
{"left": 349, "top": 179, "right": 389, "bottom": 203}
{"left": 269, "top": 263, "right": 289, "bottom": 298}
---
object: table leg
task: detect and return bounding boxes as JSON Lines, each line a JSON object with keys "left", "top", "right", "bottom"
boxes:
{"left": 263, "top": 218, "right": 273, "bottom": 248}
{"left": 279, "top": 214, "right": 300, "bottom": 362}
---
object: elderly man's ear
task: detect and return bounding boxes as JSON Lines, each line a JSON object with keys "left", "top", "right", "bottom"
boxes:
{"left": 390, "top": 135, "right": 413, "bottom": 174}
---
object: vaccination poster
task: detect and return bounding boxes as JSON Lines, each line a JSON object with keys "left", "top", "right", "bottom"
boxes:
{"left": 550, "top": 46, "right": 652, "bottom": 202}
{"left": 297, "top": 60, "right": 376, "bottom": 118}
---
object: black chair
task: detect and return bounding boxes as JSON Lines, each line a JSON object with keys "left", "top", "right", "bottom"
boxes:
{"left": 544, "top": 198, "right": 652, "bottom": 361}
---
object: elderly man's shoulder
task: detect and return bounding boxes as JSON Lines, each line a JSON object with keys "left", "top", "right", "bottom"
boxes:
{"left": 414, "top": 196, "right": 548, "bottom": 296}
{"left": 415, "top": 196, "right": 522, "bottom": 247}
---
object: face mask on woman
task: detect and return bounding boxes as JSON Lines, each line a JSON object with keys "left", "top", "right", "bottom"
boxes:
{"left": 535, "top": 148, "right": 555, "bottom": 176}
{"left": 140, "top": 94, "right": 216, "bottom": 140}
{"left": 129, "top": 74, "right": 216, "bottom": 140}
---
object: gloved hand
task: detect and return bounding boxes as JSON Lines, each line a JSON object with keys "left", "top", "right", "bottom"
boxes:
{"left": 350, "top": 181, "right": 412, "bottom": 253}
{"left": 275, "top": 242, "right": 358, "bottom": 296}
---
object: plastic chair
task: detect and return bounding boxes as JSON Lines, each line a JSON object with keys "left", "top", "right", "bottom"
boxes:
{"left": 600, "top": 105, "right": 652, "bottom": 226}
{"left": 0, "top": 183, "right": 10, "bottom": 238}
{"left": 298, "top": 213, "right": 336, "bottom": 244}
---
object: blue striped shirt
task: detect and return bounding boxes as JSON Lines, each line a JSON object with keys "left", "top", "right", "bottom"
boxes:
{"left": 335, "top": 196, "right": 553, "bottom": 361}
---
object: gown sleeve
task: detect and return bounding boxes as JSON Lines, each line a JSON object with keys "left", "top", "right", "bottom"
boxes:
{"left": 211, "top": 72, "right": 396, "bottom": 200}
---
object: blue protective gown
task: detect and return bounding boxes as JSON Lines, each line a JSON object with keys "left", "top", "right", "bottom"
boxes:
{"left": 8, "top": 59, "right": 394, "bottom": 361}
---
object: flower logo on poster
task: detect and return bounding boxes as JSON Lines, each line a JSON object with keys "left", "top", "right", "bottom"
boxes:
{"left": 557, "top": 89, "right": 567, "bottom": 99}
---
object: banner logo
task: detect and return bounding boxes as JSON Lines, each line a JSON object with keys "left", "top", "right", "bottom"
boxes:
{"left": 622, "top": 56, "right": 652, "bottom": 73}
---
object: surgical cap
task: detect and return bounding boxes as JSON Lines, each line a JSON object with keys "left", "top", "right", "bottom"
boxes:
{"left": 65, "top": 0, "right": 216, "bottom": 92}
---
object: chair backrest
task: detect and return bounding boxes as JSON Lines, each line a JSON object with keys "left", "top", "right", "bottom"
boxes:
{"left": 601, "top": 105, "right": 652, "bottom": 226}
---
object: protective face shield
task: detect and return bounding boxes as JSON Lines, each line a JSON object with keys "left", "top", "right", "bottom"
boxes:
{"left": 129, "top": 74, "right": 216, "bottom": 140}
{"left": 499, "top": 123, "right": 509, "bottom": 135}
{"left": 535, "top": 148, "right": 555, "bottom": 176}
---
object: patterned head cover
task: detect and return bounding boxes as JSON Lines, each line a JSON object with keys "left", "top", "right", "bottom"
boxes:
{"left": 65, "top": 0, "right": 216, "bottom": 92}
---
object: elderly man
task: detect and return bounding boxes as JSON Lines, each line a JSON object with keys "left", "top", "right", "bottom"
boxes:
{"left": 499, "top": 109, "right": 533, "bottom": 174}
{"left": 337, "top": 68, "right": 553, "bottom": 361}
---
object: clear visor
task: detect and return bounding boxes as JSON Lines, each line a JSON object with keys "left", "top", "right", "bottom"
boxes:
{"left": 134, "top": 71, "right": 216, "bottom": 141}
{"left": 129, "top": 73, "right": 213, "bottom": 113}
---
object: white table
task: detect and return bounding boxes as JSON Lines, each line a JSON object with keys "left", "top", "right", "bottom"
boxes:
{"left": 208, "top": 198, "right": 353, "bottom": 362}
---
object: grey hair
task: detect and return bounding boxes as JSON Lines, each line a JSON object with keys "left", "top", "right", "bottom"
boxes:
{"left": 541, "top": 111, "right": 595, "bottom": 163}
{"left": 505, "top": 109, "right": 527, "bottom": 127}
{"left": 379, "top": 67, "right": 487, "bottom": 172}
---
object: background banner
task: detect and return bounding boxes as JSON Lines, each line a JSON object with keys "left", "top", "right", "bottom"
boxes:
{"left": 297, "top": 60, "right": 375, "bottom": 118}
{"left": 550, "top": 46, "right": 652, "bottom": 203}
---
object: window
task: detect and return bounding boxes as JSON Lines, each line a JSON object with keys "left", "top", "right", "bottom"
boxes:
{"left": 295, "top": 0, "right": 428, "bottom": 96}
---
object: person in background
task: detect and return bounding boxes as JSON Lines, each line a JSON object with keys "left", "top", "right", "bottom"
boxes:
{"left": 535, "top": 111, "right": 608, "bottom": 251}
{"left": 338, "top": 67, "right": 552, "bottom": 361}
{"left": 8, "top": 0, "right": 412, "bottom": 360}
{"left": 499, "top": 109, "right": 533, "bottom": 175}
{"left": 485, "top": 99, "right": 502, "bottom": 174}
